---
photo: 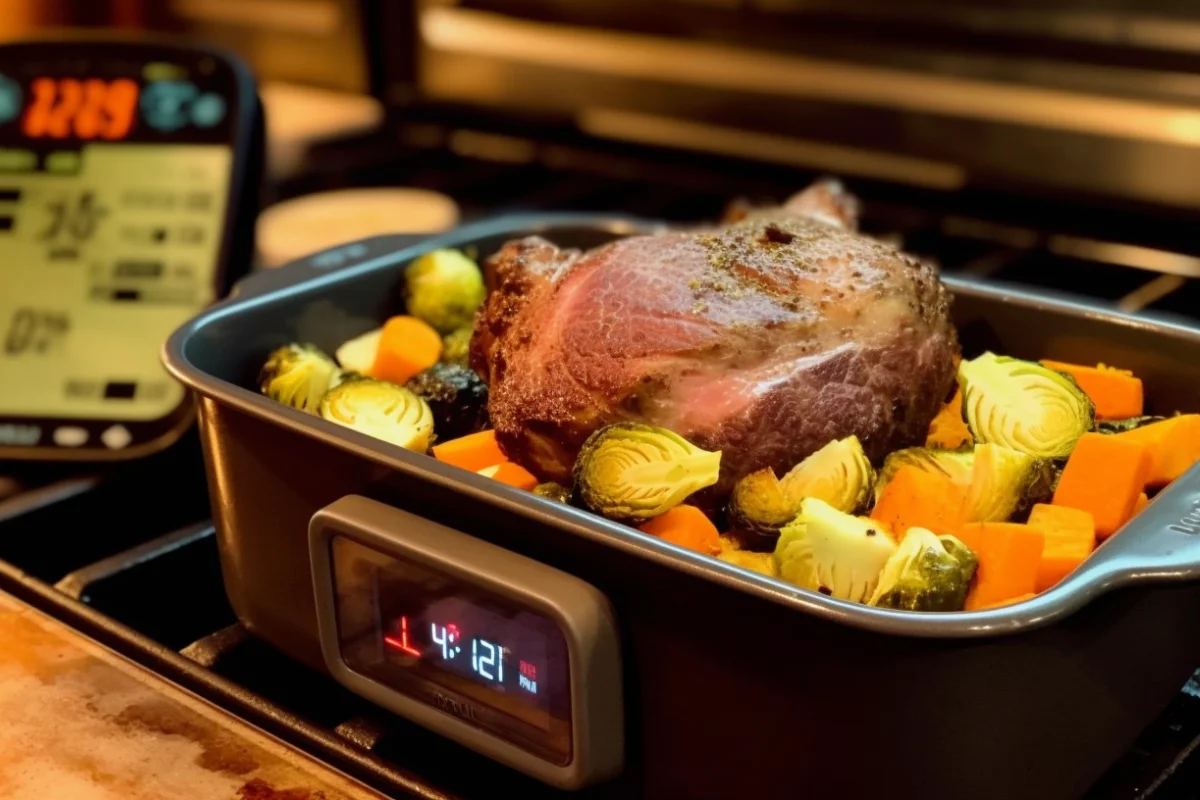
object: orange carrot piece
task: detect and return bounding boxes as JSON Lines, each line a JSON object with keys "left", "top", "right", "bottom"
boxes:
{"left": 1133, "top": 492, "right": 1149, "bottom": 515}
{"left": 1052, "top": 433, "right": 1151, "bottom": 539}
{"left": 925, "top": 388, "right": 973, "bottom": 450}
{"left": 639, "top": 505, "right": 721, "bottom": 556}
{"left": 1114, "top": 415, "right": 1200, "bottom": 487}
{"left": 1028, "top": 504, "right": 1096, "bottom": 592}
{"left": 976, "top": 592, "right": 1037, "bottom": 610}
{"left": 432, "top": 430, "right": 508, "bottom": 472}
{"left": 477, "top": 461, "right": 538, "bottom": 491}
{"left": 870, "top": 465, "right": 967, "bottom": 538}
{"left": 1040, "top": 360, "right": 1143, "bottom": 420}
{"left": 955, "top": 522, "right": 1045, "bottom": 610}
{"left": 371, "top": 315, "right": 442, "bottom": 385}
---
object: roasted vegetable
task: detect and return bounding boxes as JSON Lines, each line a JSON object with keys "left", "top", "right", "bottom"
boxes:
{"left": 1028, "top": 504, "right": 1095, "bottom": 591}
{"left": 867, "top": 528, "right": 978, "bottom": 611}
{"left": 870, "top": 465, "right": 968, "bottom": 538}
{"left": 773, "top": 497, "right": 898, "bottom": 602}
{"left": 441, "top": 327, "right": 473, "bottom": 367}
{"left": 874, "top": 447, "right": 974, "bottom": 505}
{"left": 406, "top": 363, "right": 489, "bottom": 440}
{"left": 778, "top": 435, "right": 875, "bottom": 514}
{"left": 717, "top": 536, "right": 779, "bottom": 577}
{"left": 639, "top": 505, "right": 721, "bottom": 555}
{"left": 925, "top": 388, "right": 973, "bottom": 450}
{"left": 533, "top": 482, "right": 572, "bottom": 503}
{"left": 1052, "top": 432, "right": 1151, "bottom": 538}
{"left": 404, "top": 249, "right": 487, "bottom": 334}
{"left": 373, "top": 315, "right": 443, "bottom": 386}
{"left": 962, "top": 442, "right": 1056, "bottom": 523}
{"left": 958, "top": 352, "right": 1094, "bottom": 458}
{"left": 336, "top": 328, "right": 383, "bottom": 376}
{"left": 574, "top": 423, "right": 722, "bottom": 521}
{"left": 1096, "top": 415, "right": 1165, "bottom": 434}
{"left": 1040, "top": 360, "right": 1143, "bottom": 420}
{"left": 432, "top": 429, "right": 507, "bottom": 472}
{"left": 318, "top": 378, "right": 434, "bottom": 452}
{"left": 955, "top": 522, "right": 1045, "bottom": 610}
{"left": 727, "top": 467, "right": 795, "bottom": 541}
{"left": 1111, "top": 414, "right": 1200, "bottom": 486}
{"left": 478, "top": 461, "right": 538, "bottom": 491}
{"left": 259, "top": 343, "right": 340, "bottom": 414}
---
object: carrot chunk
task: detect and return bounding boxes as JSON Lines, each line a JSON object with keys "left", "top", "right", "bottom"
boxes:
{"left": 925, "top": 388, "right": 973, "bottom": 450}
{"left": 477, "top": 461, "right": 538, "bottom": 491}
{"left": 1134, "top": 492, "right": 1149, "bottom": 515}
{"left": 1028, "top": 504, "right": 1096, "bottom": 592}
{"left": 1114, "top": 415, "right": 1200, "bottom": 487}
{"left": 1040, "top": 360, "right": 1143, "bottom": 420}
{"left": 371, "top": 315, "right": 442, "bottom": 386}
{"left": 639, "top": 505, "right": 721, "bottom": 556}
{"left": 955, "top": 522, "right": 1045, "bottom": 610}
{"left": 976, "top": 592, "right": 1037, "bottom": 610}
{"left": 432, "top": 430, "right": 507, "bottom": 472}
{"left": 1052, "top": 433, "right": 1151, "bottom": 538}
{"left": 870, "top": 465, "right": 967, "bottom": 538}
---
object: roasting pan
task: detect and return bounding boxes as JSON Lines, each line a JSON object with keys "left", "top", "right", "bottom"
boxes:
{"left": 164, "top": 214, "right": 1200, "bottom": 799}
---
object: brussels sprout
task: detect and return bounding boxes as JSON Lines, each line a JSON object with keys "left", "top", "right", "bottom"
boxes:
{"left": 962, "top": 442, "right": 1055, "bottom": 523}
{"left": 318, "top": 378, "right": 434, "bottom": 452}
{"left": 258, "top": 343, "right": 339, "bottom": 414}
{"left": 1097, "top": 415, "right": 1166, "bottom": 434}
{"left": 335, "top": 327, "right": 383, "bottom": 375}
{"left": 867, "top": 528, "right": 978, "bottom": 611}
{"left": 405, "top": 363, "right": 489, "bottom": 440}
{"left": 958, "top": 352, "right": 1094, "bottom": 458}
{"left": 574, "top": 423, "right": 722, "bottom": 521}
{"left": 533, "top": 482, "right": 572, "bottom": 504}
{"left": 773, "top": 497, "right": 898, "bottom": 602}
{"left": 778, "top": 435, "right": 875, "bottom": 514}
{"left": 727, "top": 467, "right": 795, "bottom": 541}
{"left": 874, "top": 447, "right": 975, "bottom": 505}
{"left": 717, "top": 536, "right": 779, "bottom": 578}
{"left": 441, "top": 327, "right": 473, "bottom": 367}
{"left": 405, "top": 249, "right": 487, "bottom": 334}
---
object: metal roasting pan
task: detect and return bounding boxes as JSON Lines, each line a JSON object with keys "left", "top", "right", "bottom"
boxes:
{"left": 164, "top": 214, "right": 1200, "bottom": 799}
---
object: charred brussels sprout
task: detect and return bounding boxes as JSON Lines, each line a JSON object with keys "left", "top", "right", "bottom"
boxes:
{"left": 773, "top": 497, "right": 898, "bottom": 603}
{"left": 958, "top": 352, "right": 1094, "bottom": 458}
{"left": 404, "top": 249, "right": 487, "bottom": 334}
{"left": 963, "top": 442, "right": 1055, "bottom": 523}
{"left": 259, "top": 343, "right": 340, "bottom": 414}
{"left": 441, "top": 327, "right": 473, "bottom": 367}
{"left": 727, "top": 467, "right": 794, "bottom": 540}
{"left": 318, "top": 378, "right": 434, "bottom": 452}
{"left": 778, "top": 435, "right": 875, "bottom": 514}
{"left": 874, "top": 447, "right": 975, "bottom": 505}
{"left": 574, "top": 423, "right": 721, "bottom": 521}
{"left": 533, "top": 482, "right": 572, "bottom": 503}
{"left": 867, "top": 528, "right": 978, "bottom": 611}
{"left": 405, "top": 363, "right": 489, "bottom": 440}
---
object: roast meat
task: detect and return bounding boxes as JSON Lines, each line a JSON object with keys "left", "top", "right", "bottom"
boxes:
{"left": 471, "top": 181, "right": 959, "bottom": 499}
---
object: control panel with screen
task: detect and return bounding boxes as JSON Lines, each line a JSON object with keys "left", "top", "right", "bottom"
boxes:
{"left": 310, "top": 497, "right": 624, "bottom": 789}
{"left": 0, "top": 40, "right": 259, "bottom": 459}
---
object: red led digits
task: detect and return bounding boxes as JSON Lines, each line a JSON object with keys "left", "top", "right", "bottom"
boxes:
{"left": 383, "top": 615, "right": 422, "bottom": 657}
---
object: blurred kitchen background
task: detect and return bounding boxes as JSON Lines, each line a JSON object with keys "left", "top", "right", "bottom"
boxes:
{"left": 8, "top": 0, "right": 1200, "bottom": 316}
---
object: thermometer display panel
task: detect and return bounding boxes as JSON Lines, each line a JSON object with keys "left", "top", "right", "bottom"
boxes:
{"left": 0, "top": 41, "right": 255, "bottom": 458}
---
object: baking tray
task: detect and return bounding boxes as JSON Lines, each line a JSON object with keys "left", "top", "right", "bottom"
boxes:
{"left": 165, "top": 214, "right": 1200, "bottom": 799}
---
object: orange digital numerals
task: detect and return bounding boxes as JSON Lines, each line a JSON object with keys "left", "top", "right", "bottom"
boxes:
{"left": 21, "top": 77, "right": 139, "bottom": 141}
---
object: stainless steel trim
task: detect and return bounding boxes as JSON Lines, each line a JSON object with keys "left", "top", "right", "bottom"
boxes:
{"left": 421, "top": 6, "right": 1200, "bottom": 148}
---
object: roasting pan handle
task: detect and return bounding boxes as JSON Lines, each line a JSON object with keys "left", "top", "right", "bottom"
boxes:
{"left": 1060, "top": 469, "right": 1200, "bottom": 596}
{"left": 232, "top": 233, "right": 430, "bottom": 300}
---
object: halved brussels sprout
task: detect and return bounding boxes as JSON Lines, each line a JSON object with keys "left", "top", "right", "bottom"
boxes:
{"left": 962, "top": 442, "right": 1055, "bottom": 523}
{"left": 405, "top": 363, "right": 489, "bottom": 440}
{"left": 405, "top": 249, "right": 487, "bottom": 334}
{"left": 717, "top": 536, "right": 779, "bottom": 578}
{"left": 958, "top": 352, "right": 1094, "bottom": 458}
{"left": 336, "top": 327, "right": 383, "bottom": 376}
{"left": 533, "top": 482, "right": 572, "bottom": 504}
{"left": 779, "top": 435, "right": 875, "bottom": 514}
{"left": 574, "top": 423, "right": 721, "bottom": 521}
{"left": 441, "top": 326, "right": 474, "bottom": 367}
{"left": 773, "top": 497, "right": 898, "bottom": 602}
{"left": 873, "top": 447, "right": 974, "bottom": 506}
{"left": 259, "top": 343, "right": 339, "bottom": 414}
{"left": 319, "top": 378, "right": 434, "bottom": 452}
{"left": 867, "top": 528, "right": 979, "bottom": 611}
{"left": 727, "top": 467, "right": 795, "bottom": 540}
{"left": 1097, "top": 415, "right": 1166, "bottom": 434}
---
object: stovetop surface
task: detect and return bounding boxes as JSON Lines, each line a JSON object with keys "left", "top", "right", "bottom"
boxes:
{"left": 4, "top": 126, "right": 1200, "bottom": 798}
